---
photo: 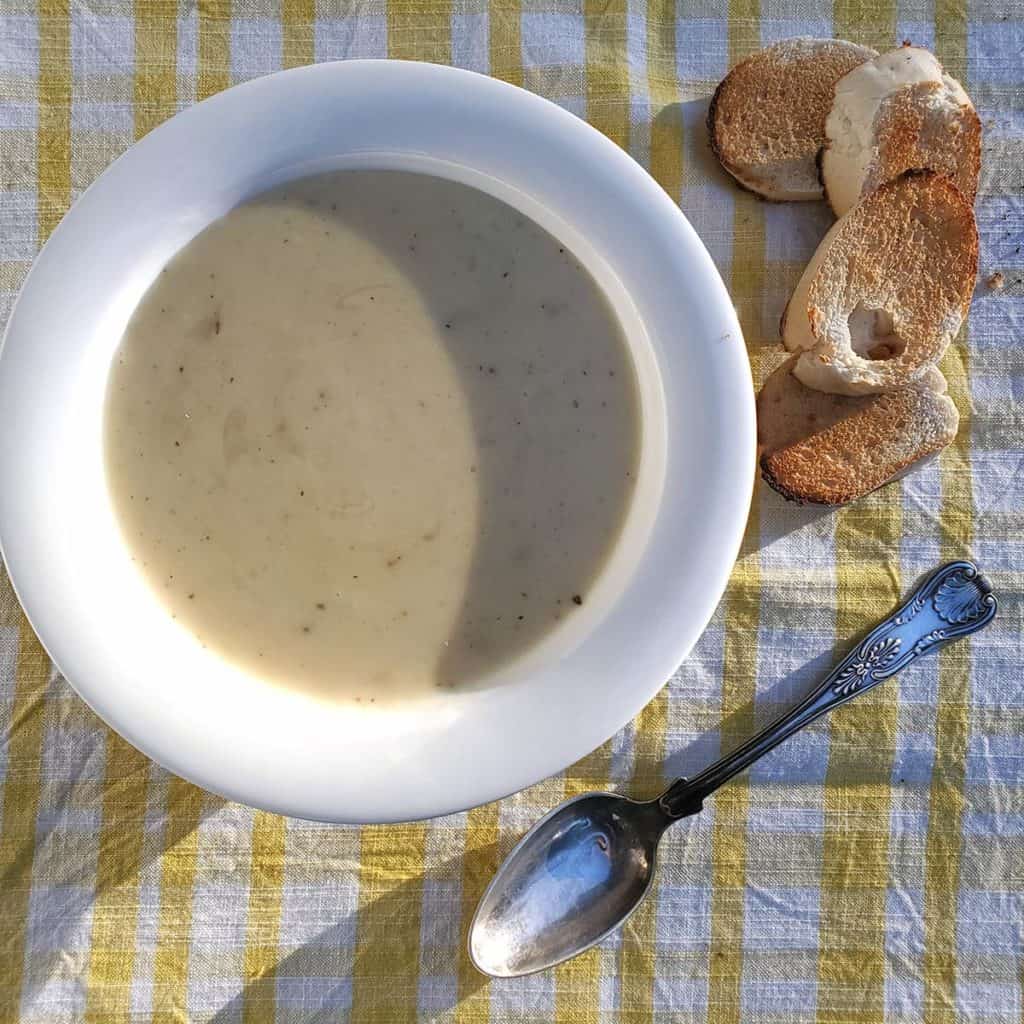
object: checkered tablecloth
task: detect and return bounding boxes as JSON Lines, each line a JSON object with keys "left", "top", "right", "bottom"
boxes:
{"left": 1, "top": 1, "right": 1022, "bottom": 1021}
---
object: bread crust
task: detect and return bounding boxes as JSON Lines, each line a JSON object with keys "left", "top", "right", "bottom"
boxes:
{"left": 758, "top": 357, "right": 959, "bottom": 504}
{"left": 821, "top": 45, "right": 981, "bottom": 215}
{"left": 865, "top": 80, "right": 981, "bottom": 202}
{"left": 709, "top": 38, "right": 876, "bottom": 201}
{"left": 782, "top": 170, "right": 978, "bottom": 395}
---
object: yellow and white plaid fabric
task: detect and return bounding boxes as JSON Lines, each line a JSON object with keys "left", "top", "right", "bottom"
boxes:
{"left": 1, "top": 1, "right": 1022, "bottom": 1021}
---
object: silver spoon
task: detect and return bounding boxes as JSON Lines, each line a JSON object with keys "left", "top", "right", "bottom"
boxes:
{"left": 469, "top": 560, "right": 997, "bottom": 978}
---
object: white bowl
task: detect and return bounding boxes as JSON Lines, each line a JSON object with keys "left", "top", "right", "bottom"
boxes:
{"left": 0, "top": 61, "right": 754, "bottom": 823}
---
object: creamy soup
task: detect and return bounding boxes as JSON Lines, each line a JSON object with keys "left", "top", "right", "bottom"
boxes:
{"left": 104, "top": 170, "right": 640, "bottom": 702}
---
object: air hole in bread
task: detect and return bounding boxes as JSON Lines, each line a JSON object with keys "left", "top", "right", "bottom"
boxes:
{"left": 847, "top": 302, "right": 906, "bottom": 361}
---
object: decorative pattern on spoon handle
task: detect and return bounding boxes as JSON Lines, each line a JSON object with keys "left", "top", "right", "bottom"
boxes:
{"left": 828, "top": 560, "right": 996, "bottom": 690}
{"left": 659, "top": 562, "right": 997, "bottom": 818}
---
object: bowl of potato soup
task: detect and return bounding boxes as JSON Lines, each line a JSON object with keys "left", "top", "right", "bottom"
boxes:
{"left": 0, "top": 61, "right": 754, "bottom": 822}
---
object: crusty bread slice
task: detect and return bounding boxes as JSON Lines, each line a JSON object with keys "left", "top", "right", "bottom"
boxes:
{"left": 781, "top": 170, "right": 977, "bottom": 395}
{"left": 821, "top": 45, "right": 981, "bottom": 216}
{"left": 709, "top": 38, "right": 877, "bottom": 201}
{"left": 758, "top": 356, "right": 958, "bottom": 505}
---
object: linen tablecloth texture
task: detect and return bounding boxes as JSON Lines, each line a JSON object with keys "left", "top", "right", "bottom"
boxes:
{"left": 1, "top": 1, "right": 1022, "bottom": 1021}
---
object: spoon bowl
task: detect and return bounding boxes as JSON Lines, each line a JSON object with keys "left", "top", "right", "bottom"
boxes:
{"left": 469, "top": 793, "right": 669, "bottom": 977}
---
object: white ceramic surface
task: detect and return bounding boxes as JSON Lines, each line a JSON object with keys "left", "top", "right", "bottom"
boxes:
{"left": 0, "top": 61, "right": 754, "bottom": 823}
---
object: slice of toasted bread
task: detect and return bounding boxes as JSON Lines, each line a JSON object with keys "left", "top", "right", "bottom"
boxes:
{"left": 709, "top": 38, "right": 877, "bottom": 201}
{"left": 781, "top": 170, "right": 977, "bottom": 395}
{"left": 821, "top": 45, "right": 981, "bottom": 216}
{"left": 758, "top": 356, "right": 958, "bottom": 505}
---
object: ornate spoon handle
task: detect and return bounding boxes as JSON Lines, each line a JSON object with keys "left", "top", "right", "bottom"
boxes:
{"left": 659, "top": 561, "right": 997, "bottom": 819}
